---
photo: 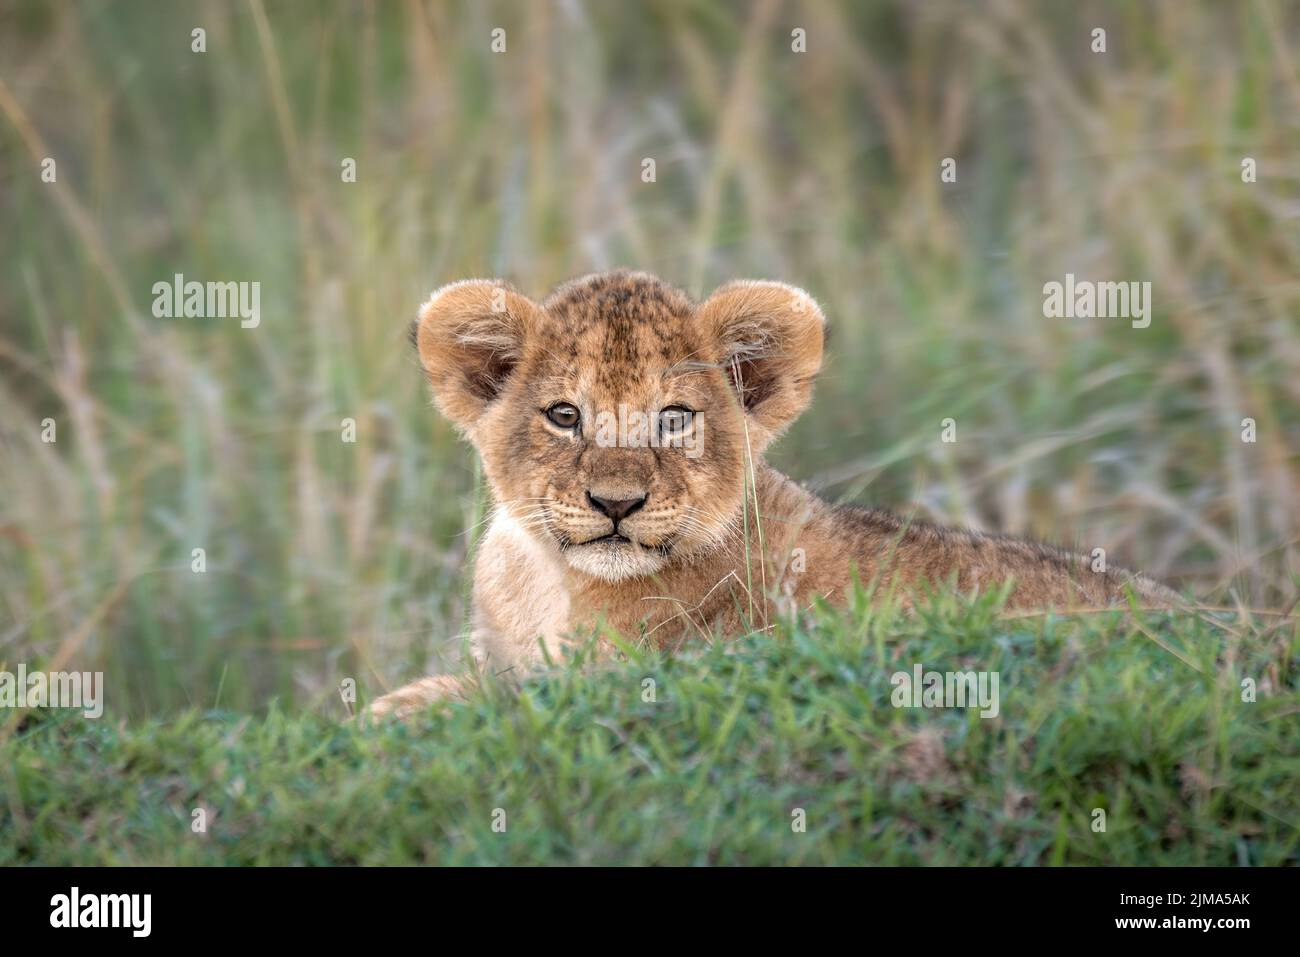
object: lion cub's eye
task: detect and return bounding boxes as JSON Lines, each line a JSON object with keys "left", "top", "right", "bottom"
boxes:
{"left": 658, "top": 406, "right": 694, "bottom": 436}
{"left": 546, "top": 403, "right": 581, "bottom": 429}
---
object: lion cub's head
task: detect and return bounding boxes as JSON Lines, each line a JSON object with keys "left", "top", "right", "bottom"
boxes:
{"left": 413, "top": 270, "right": 825, "bottom": 582}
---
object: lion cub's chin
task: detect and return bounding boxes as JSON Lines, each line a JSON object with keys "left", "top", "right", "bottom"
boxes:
{"left": 563, "top": 540, "right": 670, "bottom": 582}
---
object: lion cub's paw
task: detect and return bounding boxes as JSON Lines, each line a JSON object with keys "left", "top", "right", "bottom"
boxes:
{"left": 365, "top": 674, "right": 468, "bottom": 724}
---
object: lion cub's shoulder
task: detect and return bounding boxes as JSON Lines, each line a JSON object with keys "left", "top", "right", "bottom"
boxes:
{"left": 472, "top": 512, "right": 571, "bottom": 669}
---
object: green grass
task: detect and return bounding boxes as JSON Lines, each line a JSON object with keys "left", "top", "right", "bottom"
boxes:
{"left": 4, "top": 594, "right": 1296, "bottom": 866}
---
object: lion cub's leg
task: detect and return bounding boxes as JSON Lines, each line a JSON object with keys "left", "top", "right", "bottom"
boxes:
{"left": 367, "top": 673, "right": 472, "bottom": 722}
{"left": 366, "top": 514, "right": 572, "bottom": 723}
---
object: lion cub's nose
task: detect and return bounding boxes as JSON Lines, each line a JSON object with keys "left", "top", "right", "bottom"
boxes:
{"left": 587, "top": 492, "right": 647, "bottom": 523}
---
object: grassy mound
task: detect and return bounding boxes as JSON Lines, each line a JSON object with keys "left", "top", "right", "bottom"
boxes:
{"left": 4, "top": 596, "right": 1295, "bottom": 865}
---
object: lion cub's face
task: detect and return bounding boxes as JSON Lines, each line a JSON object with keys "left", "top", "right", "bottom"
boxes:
{"left": 413, "top": 271, "right": 824, "bottom": 582}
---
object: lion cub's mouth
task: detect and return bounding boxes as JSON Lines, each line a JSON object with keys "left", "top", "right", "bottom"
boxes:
{"left": 557, "top": 526, "right": 676, "bottom": 581}
{"left": 568, "top": 531, "right": 673, "bottom": 557}
{"left": 582, "top": 533, "right": 633, "bottom": 546}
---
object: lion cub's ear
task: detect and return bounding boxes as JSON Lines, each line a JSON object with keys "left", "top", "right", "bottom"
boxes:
{"left": 697, "top": 280, "right": 826, "bottom": 444}
{"left": 413, "top": 280, "right": 541, "bottom": 429}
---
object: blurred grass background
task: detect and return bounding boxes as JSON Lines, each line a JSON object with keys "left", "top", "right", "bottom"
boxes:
{"left": 1, "top": 0, "right": 1297, "bottom": 718}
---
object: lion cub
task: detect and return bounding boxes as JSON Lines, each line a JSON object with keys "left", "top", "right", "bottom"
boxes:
{"left": 369, "top": 271, "right": 1173, "bottom": 719}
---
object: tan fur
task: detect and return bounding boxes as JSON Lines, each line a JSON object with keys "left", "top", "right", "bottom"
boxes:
{"left": 369, "top": 271, "right": 1176, "bottom": 720}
